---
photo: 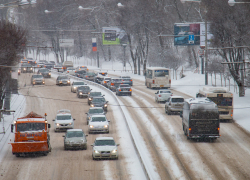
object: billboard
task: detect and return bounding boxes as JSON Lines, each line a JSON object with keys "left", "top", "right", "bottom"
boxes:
{"left": 102, "top": 27, "right": 128, "bottom": 45}
{"left": 174, "top": 23, "right": 200, "bottom": 46}
{"left": 200, "top": 22, "right": 213, "bottom": 48}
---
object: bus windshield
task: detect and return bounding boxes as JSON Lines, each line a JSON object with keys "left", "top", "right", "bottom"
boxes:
{"left": 154, "top": 70, "right": 169, "bottom": 77}
{"left": 208, "top": 97, "right": 232, "bottom": 106}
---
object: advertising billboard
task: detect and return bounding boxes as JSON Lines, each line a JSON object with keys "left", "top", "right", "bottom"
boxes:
{"left": 200, "top": 22, "right": 213, "bottom": 48}
{"left": 174, "top": 23, "right": 200, "bottom": 46}
{"left": 102, "top": 27, "right": 128, "bottom": 45}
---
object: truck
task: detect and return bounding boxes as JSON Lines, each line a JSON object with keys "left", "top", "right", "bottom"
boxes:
{"left": 181, "top": 97, "right": 220, "bottom": 141}
{"left": 10, "top": 112, "right": 51, "bottom": 157}
{"left": 62, "top": 61, "right": 73, "bottom": 71}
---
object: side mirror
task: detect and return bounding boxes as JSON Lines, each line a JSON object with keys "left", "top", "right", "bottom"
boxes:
{"left": 85, "top": 113, "right": 88, "bottom": 114}
{"left": 180, "top": 111, "right": 183, "bottom": 118}
{"left": 11, "top": 124, "right": 14, "bottom": 133}
{"left": 103, "top": 95, "right": 105, "bottom": 96}
{"left": 85, "top": 134, "right": 88, "bottom": 137}
{"left": 62, "top": 135, "right": 65, "bottom": 137}
{"left": 116, "top": 144, "right": 120, "bottom": 146}
{"left": 106, "top": 101, "right": 109, "bottom": 103}
{"left": 73, "top": 119, "right": 75, "bottom": 121}
{"left": 91, "top": 144, "right": 94, "bottom": 146}
{"left": 108, "top": 120, "right": 110, "bottom": 122}
{"left": 52, "top": 119, "right": 55, "bottom": 121}
{"left": 48, "top": 124, "right": 51, "bottom": 128}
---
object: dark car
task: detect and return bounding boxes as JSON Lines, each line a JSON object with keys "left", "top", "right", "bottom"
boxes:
{"left": 107, "top": 78, "right": 123, "bottom": 92}
{"left": 27, "top": 59, "right": 36, "bottom": 66}
{"left": 21, "top": 63, "right": 33, "bottom": 73}
{"left": 85, "top": 107, "right": 106, "bottom": 125}
{"left": 76, "top": 85, "right": 92, "bottom": 98}
{"left": 56, "top": 75, "right": 70, "bottom": 86}
{"left": 90, "top": 97, "right": 108, "bottom": 112}
{"left": 116, "top": 84, "right": 132, "bottom": 96}
{"left": 120, "top": 76, "right": 133, "bottom": 86}
{"left": 37, "top": 68, "right": 51, "bottom": 78}
{"left": 88, "top": 92, "right": 103, "bottom": 105}
{"left": 84, "top": 72, "right": 96, "bottom": 81}
{"left": 75, "top": 70, "right": 87, "bottom": 78}
{"left": 44, "top": 63, "right": 54, "bottom": 70}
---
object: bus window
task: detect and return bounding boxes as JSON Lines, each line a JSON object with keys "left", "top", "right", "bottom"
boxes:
{"left": 154, "top": 70, "right": 169, "bottom": 77}
{"left": 146, "top": 70, "right": 152, "bottom": 79}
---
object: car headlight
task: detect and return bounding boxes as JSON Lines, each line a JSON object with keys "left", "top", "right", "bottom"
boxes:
{"left": 67, "top": 80, "right": 70, "bottom": 83}
{"left": 89, "top": 125, "right": 94, "bottom": 128}
{"left": 69, "top": 123, "right": 72, "bottom": 125}
{"left": 91, "top": 104, "right": 94, "bottom": 107}
{"left": 111, "top": 149, "right": 117, "bottom": 153}
{"left": 33, "top": 79, "right": 36, "bottom": 82}
{"left": 24, "top": 68, "right": 26, "bottom": 70}
{"left": 60, "top": 81, "right": 62, "bottom": 83}
{"left": 88, "top": 98, "right": 92, "bottom": 100}
{"left": 94, "top": 150, "right": 100, "bottom": 153}
{"left": 74, "top": 87, "right": 77, "bottom": 89}
{"left": 49, "top": 73, "right": 51, "bottom": 75}
{"left": 88, "top": 117, "right": 91, "bottom": 120}
{"left": 79, "top": 92, "right": 82, "bottom": 95}
{"left": 104, "top": 125, "right": 108, "bottom": 128}
{"left": 56, "top": 123, "right": 59, "bottom": 126}
{"left": 104, "top": 104, "right": 108, "bottom": 107}
{"left": 31, "top": 68, "right": 33, "bottom": 70}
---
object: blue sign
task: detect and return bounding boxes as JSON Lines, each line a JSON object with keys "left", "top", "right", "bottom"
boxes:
{"left": 189, "top": 35, "right": 194, "bottom": 41}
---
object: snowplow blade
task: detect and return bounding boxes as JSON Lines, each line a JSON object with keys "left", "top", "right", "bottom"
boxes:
{"left": 10, "top": 141, "right": 48, "bottom": 154}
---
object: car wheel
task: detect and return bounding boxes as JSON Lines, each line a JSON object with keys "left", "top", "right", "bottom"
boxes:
{"left": 130, "top": 93, "right": 132, "bottom": 96}
{"left": 64, "top": 146, "right": 67, "bottom": 150}
{"left": 84, "top": 145, "right": 87, "bottom": 150}
{"left": 165, "top": 106, "right": 168, "bottom": 114}
{"left": 116, "top": 157, "right": 119, "bottom": 160}
{"left": 92, "top": 155, "right": 96, "bottom": 160}
{"left": 167, "top": 108, "right": 171, "bottom": 115}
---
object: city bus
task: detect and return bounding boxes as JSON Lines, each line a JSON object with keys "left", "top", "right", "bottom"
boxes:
{"left": 145, "top": 67, "right": 171, "bottom": 89}
{"left": 196, "top": 87, "right": 233, "bottom": 121}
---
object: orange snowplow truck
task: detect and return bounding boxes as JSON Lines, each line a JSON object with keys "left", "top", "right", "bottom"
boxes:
{"left": 10, "top": 112, "right": 51, "bottom": 157}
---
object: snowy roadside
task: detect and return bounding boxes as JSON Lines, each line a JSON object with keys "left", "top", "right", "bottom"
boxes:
{"left": 0, "top": 93, "right": 26, "bottom": 162}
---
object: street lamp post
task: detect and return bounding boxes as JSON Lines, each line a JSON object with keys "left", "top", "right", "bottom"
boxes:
{"left": 228, "top": 0, "right": 250, "bottom": 6}
{"left": 122, "top": 44, "right": 127, "bottom": 71}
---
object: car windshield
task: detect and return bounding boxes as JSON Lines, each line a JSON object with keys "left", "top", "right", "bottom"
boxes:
{"left": 89, "top": 109, "right": 104, "bottom": 114}
{"left": 58, "top": 76, "right": 68, "bottom": 79}
{"left": 66, "top": 131, "right": 84, "bottom": 138}
{"left": 91, "top": 117, "right": 106, "bottom": 122}
{"left": 39, "top": 69, "right": 49, "bottom": 72}
{"left": 121, "top": 76, "right": 130, "bottom": 79}
{"left": 78, "top": 86, "right": 90, "bottom": 90}
{"left": 104, "top": 78, "right": 111, "bottom": 81}
{"left": 160, "top": 90, "right": 171, "bottom": 94}
{"left": 32, "top": 75, "right": 43, "bottom": 78}
{"left": 172, "top": 98, "right": 184, "bottom": 102}
{"left": 112, "top": 79, "right": 122, "bottom": 82}
{"left": 90, "top": 92, "right": 102, "bottom": 96}
{"left": 77, "top": 71, "right": 86, "bottom": 74}
{"left": 67, "top": 68, "right": 75, "bottom": 70}
{"left": 95, "top": 140, "right": 115, "bottom": 146}
{"left": 73, "top": 82, "right": 85, "bottom": 85}
{"left": 92, "top": 98, "right": 105, "bottom": 103}
{"left": 87, "top": 72, "right": 96, "bottom": 76}
{"left": 57, "top": 115, "right": 72, "bottom": 120}
{"left": 16, "top": 123, "right": 45, "bottom": 132}
{"left": 120, "top": 85, "right": 130, "bottom": 88}
{"left": 22, "top": 63, "right": 32, "bottom": 67}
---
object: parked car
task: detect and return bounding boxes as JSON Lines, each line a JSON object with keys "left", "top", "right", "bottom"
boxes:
{"left": 21, "top": 63, "right": 33, "bottom": 73}
{"left": 75, "top": 70, "right": 87, "bottom": 78}
{"left": 88, "top": 92, "right": 103, "bottom": 105}
{"left": 88, "top": 115, "right": 110, "bottom": 134}
{"left": 91, "top": 137, "right": 119, "bottom": 160}
{"left": 65, "top": 67, "right": 76, "bottom": 76}
{"left": 76, "top": 85, "right": 91, "bottom": 98}
{"left": 31, "top": 74, "right": 45, "bottom": 85}
{"left": 63, "top": 129, "right": 88, "bottom": 150}
{"left": 56, "top": 75, "right": 70, "bottom": 86}
{"left": 120, "top": 76, "right": 133, "bottom": 86}
{"left": 107, "top": 78, "right": 123, "bottom": 92}
{"left": 86, "top": 107, "right": 106, "bottom": 125}
{"left": 155, "top": 89, "right": 172, "bottom": 103}
{"left": 84, "top": 72, "right": 96, "bottom": 81}
{"left": 101, "top": 77, "right": 111, "bottom": 88}
{"left": 52, "top": 109, "right": 75, "bottom": 132}
{"left": 71, "top": 81, "right": 86, "bottom": 93}
{"left": 90, "top": 97, "right": 108, "bottom": 112}
{"left": 116, "top": 84, "right": 132, "bottom": 96}
{"left": 37, "top": 68, "right": 51, "bottom": 78}
{"left": 165, "top": 96, "right": 184, "bottom": 115}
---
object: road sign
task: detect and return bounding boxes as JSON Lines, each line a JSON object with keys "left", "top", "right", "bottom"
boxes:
{"left": 59, "top": 39, "right": 74, "bottom": 47}
{"left": 188, "top": 35, "right": 194, "bottom": 44}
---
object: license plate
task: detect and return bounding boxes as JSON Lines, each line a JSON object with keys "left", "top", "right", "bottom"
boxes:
{"left": 160, "top": 85, "right": 164, "bottom": 87}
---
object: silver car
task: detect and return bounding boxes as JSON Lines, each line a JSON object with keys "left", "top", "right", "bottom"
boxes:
{"left": 165, "top": 96, "right": 184, "bottom": 115}
{"left": 53, "top": 109, "right": 75, "bottom": 132}
{"left": 86, "top": 107, "right": 106, "bottom": 125}
{"left": 63, "top": 129, "right": 88, "bottom": 150}
{"left": 91, "top": 137, "right": 119, "bottom": 160}
{"left": 56, "top": 75, "right": 70, "bottom": 86}
{"left": 31, "top": 74, "right": 45, "bottom": 85}
{"left": 71, "top": 81, "right": 86, "bottom": 93}
{"left": 88, "top": 115, "right": 110, "bottom": 134}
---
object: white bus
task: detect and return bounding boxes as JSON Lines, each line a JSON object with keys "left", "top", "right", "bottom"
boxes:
{"left": 145, "top": 67, "right": 171, "bottom": 89}
{"left": 196, "top": 87, "right": 233, "bottom": 121}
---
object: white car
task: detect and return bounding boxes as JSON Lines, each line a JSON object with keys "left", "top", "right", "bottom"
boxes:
{"left": 53, "top": 109, "right": 75, "bottom": 132}
{"left": 71, "top": 81, "right": 86, "bottom": 93}
{"left": 88, "top": 115, "right": 110, "bottom": 134}
{"left": 91, "top": 137, "right": 119, "bottom": 160}
{"left": 155, "top": 89, "right": 172, "bottom": 103}
{"left": 65, "top": 67, "right": 76, "bottom": 76}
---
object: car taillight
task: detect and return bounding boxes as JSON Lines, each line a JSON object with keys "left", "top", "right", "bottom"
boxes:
{"left": 86, "top": 76, "right": 88, "bottom": 78}
{"left": 130, "top": 79, "right": 132, "bottom": 81}
{"left": 119, "top": 89, "right": 121, "bottom": 91}
{"left": 129, "top": 89, "right": 132, "bottom": 91}
{"left": 111, "top": 83, "right": 114, "bottom": 85}
{"left": 153, "top": 80, "right": 155, "bottom": 84}
{"left": 104, "top": 81, "right": 106, "bottom": 83}
{"left": 169, "top": 79, "right": 171, "bottom": 84}
{"left": 67, "top": 71, "right": 69, "bottom": 73}
{"left": 158, "top": 95, "right": 161, "bottom": 97}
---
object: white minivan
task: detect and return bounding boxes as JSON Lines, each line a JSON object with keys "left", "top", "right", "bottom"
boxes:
{"left": 53, "top": 109, "right": 75, "bottom": 132}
